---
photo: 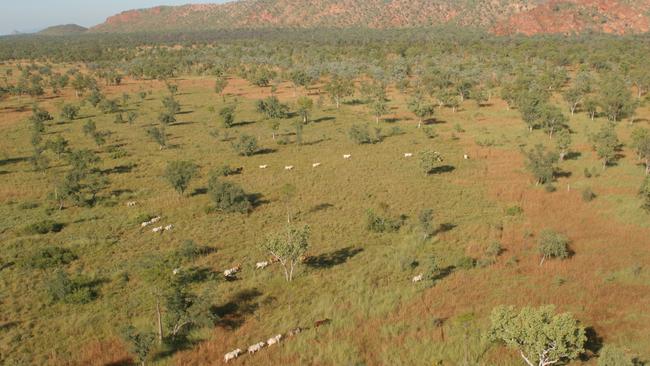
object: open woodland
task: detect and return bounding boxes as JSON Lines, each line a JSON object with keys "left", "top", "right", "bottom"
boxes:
{"left": 1, "top": 28, "right": 650, "bottom": 365}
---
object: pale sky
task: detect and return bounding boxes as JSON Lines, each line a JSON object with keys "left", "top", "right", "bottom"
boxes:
{"left": 0, "top": 0, "right": 229, "bottom": 35}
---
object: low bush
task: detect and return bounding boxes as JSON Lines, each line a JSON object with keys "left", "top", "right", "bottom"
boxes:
{"left": 23, "top": 219, "right": 64, "bottom": 235}
{"left": 20, "top": 246, "right": 76, "bottom": 269}
{"left": 365, "top": 209, "right": 403, "bottom": 233}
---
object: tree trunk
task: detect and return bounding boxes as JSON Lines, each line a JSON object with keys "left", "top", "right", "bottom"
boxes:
{"left": 156, "top": 299, "right": 163, "bottom": 344}
{"left": 520, "top": 352, "right": 535, "bottom": 366}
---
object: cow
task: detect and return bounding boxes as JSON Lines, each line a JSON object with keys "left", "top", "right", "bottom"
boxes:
{"left": 412, "top": 274, "right": 424, "bottom": 283}
{"left": 224, "top": 349, "right": 242, "bottom": 363}
{"left": 267, "top": 334, "right": 282, "bottom": 346}
{"left": 343, "top": 154, "right": 352, "bottom": 159}
{"left": 247, "top": 342, "right": 265, "bottom": 354}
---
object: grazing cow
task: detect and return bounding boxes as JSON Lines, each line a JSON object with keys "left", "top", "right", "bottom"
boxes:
{"left": 164, "top": 224, "right": 173, "bottom": 231}
{"left": 343, "top": 154, "right": 352, "bottom": 159}
{"left": 172, "top": 268, "right": 181, "bottom": 275}
{"left": 259, "top": 165, "right": 268, "bottom": 169}
{"left": 224, "top": 349, "right": 242, "bottom": 363}
{"left": 224, "top": 264, "right": 242, "bottom": 278}
{"left": 152, "top": 226, "right": 163, "bottom": 233}
{"left": 312, "top": 163, "right": 322, "bottom": 168}
{"left": 150, "top": 216, "right": 161, "bottom": 224}
{"left": 267, "top": 334, "right": 282, "bottom": 346}
{"left": 247, "top": 342, "right": 265, "bottom": 354}
{"left": 412, "top": 274, "right": 424, "bottom": 283}
{"left": 126, "top": 201, "right": 137, "bottom": 207}
{"left": 256, "top": 261, "right": 269, "bottom": 269}
{"left": 285, "top": 165, "right": 294, "bottom": 171}
{"left": 464, "top": 154, "right": 470, "bottom": 160}
{"left": 404, "top": 153, "right": 413, "bottom": 158}
{"left": 141, "top": 221, "right": 149, "bottom": 228}
{"left": 287, "top": 327, "right": 303, "bottom": 337}
{"left": 314, "top": 319, "right": 332, "bottom": 328}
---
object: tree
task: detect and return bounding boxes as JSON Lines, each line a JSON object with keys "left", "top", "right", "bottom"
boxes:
{"left": 127, "top": 111, "right": 138, "bottom": 125}
{"left": 538, "top": 229, "right": 570, "bottom": 265}
{"left": 232, "top": 134, "right": 258, "bottom": 156}
{"left": 370, "top": 98, "right": 388, "bottom": 124}
{"left": 60, "top": 104, "right": 80, "bottom": 121}
{"left": 590, "top": 124, "right": 619, "bottom": 169}
{"left": 630, "top": 127, "right": 650, "bottom": 175}
{"left": 418, "top": 208, "right": 436, "bottom": 240}
{"left": 256, "top": 96, "right": 289, "bottom": 119}
{"left": 419, "top": 150, "right": 444, "bottom": 175}
{"left": 147, "top": 126, "right": 167, "bottom": 150}
{"left": 325, "top": 77, "right": 354, "bottom": 109}
{"left": 489, "top": 305, "right": 586, "bottom": 366}
{"left": 279, "top": 183, "right": 296, "bottom": 223}
{"left": 208, "top": 176, "right": 252, "bottom": 213}
{"left": 525, "top": 145, "right": 558, "bottom": 186}
{"left": 296, "top": 96, "right": 313, "bottom": 124}
{"left": 158, "top": 111, "right": 176, "bottom": 125}
{"left": 269, "top": 119, "right": 280, "bottom": 140}
{"left": 86, "top": 89, "right": 103, "bottom": 107}
{"left": 260, "top": 224, "right": 310, "bottom": 282}
{"left": 164, "top": 161, "right": 198, "bottom": 196}
{"left": 563, "top": 87, "right": 584, "bottom": 116}
{"left": 584, "top": 97, "right": 599, "bottom": 120}
{"left": 121, "top": 326, "right": 156, "bottom": 366}
{"left": 598, "top": 345, "right": 634, "bottom": 366}
{"left": 162, "top": 96, "right": 180, "bottom": 115}
{"left": 289, "top": 69, "right": 313, "bottom": 96}
{"left": 99, "top": 99, "right": 120, "bottom": 114}
{"left": 599, "top": 75, "right": 637, "bottom": 122}
{"left": 471, "top": 87, "right": 489, "bottom": 107}
{"left": 219, "top": 106, "right": 235, "bottom": 128}
{"left": 555, "top": 129, "right": 572, "bottom": 161}
{"left": 45, "top": 136, "right": 70, "bottom": 158}
{"left": 214, "top": 76, "right": 228, "bottom": 101}
{"left": 163, "top": 282, "right": 215, "bottom": 340}
{"left": 519, "top": 94, "right": 545, "bottom": 132}
{"left": 540, "top": 104, "right": 568, "bottom": 139}
{"left": 640, "top": 176, "right": 650, "bottom": 213}
{"left": 408, "top": 95, "right": 435, "bottom": 128}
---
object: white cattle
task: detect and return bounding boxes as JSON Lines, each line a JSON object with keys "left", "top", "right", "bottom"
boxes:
{"left": 150, "top": 216, "right": 161, "bottom": 224}
{"left": 404, "top": 153, "right": 413, "bottom": 158}
{"left": 141, "top": 221, "right": 150, "bottom": 228}
{"left": 164, "top": 224, "right": 173, "bottom": 231}
{"left": 256, "top": 261, "right": 269, "bottom": 269}
{"left": 343, "top": 154, "right": 352, "bottom": 159}
{"left": 412, "top": 274, "right": 424, "bottom": 283}
{"left": 259, "top": 165, "right": 269, "bottom": 169}
{"left": 247, "top": 342, "right": 265, "bottom": 354}
{"left": 126, "top": 201, "right": 137, "bottom": 207}
{"left": 172, "top": 268, "right": 181, "bottom": 275}
{"left": 152, "top": 226, "right": 163, "bottom": 233}
{"left": 288, "top": 327, "right": 303, "bottom": 337}
{"left": 312, "top": 163, "right": 322, "bottom": 168}
{"left": 267, "top": 334, "right": 282, "bottom": 346}
{"left": 464, "top": 154, "right": 470, "bottom": 160}
{"left": 224, "top": 349, "right": 242, "bottom": 363}
{"left": 285, "top": 165, "right": 294, "bottom": 170}
{"left": 224, "top": 265, "right": 241, "bottom": 278}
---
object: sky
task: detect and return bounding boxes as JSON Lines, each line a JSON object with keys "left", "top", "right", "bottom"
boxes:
{"left": 0, "top": 0, "right": 229, "bottom": 35}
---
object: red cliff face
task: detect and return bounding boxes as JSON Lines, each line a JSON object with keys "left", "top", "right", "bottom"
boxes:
{"left": 91, "top": 0, "right": 650, "bottom": 35}
{"left": 493, "top": 0, "right": 650, "bottom": 35}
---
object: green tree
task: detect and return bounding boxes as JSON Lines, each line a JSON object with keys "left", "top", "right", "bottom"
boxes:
{"left": 232, "top": 134, "right": 258, "bottom": 156}
{"left": 599, "top": 75, "right": 637, "bottom": 122}
{"left": 525, "top": 145, "right": 558, "bottom": 185}
{"left": 60, "top": 104, "right": 80, "bottom": 121}
{"left": 555, "top": 129, "right": 572, "bottom": 161}
{"left": 562, "top": 87, "right": 584, "bottom": 116}
{"left": 260, "top": 224, "right": 311, "bottom": 282}
{"left": 418, "top": 208, "right": 436, "bottom": 240}
{"left": 538, "top": 229, "right": 570, "bottom": 265}
{"left": 45, "top": 136, "right": 70, "bottom": 158}
{"left": 127, "top": 111, "right": 138, "bottom": 125}
{"left": 408, "top": 95, "right": 435, "bottom": 128}
{"left": 296, "top": 96, "right": 313, "bottom": 124}
{"left": 147, "top": 126, "right": 167, "bottom": 150}
{"left": 121, "top": 326, "right": 156, "bottom": 366}
{"left": 214, "top": 76, "right": 228, "bottom": 101}
{"left": 540, "top": 104, "right": 568, "bottom": 139}
{"left": 370, "top": 98, "right": 388, "bottom": 124}
{"left": 164, "top": 161, "right": 198, "bottom": 196}
{"left": 208, "top": 177, "right": 252, "bottom": 214}
{"left": 590, "top": 124, "right": 620, "bottom": 169}
{"left": 639, "top": 176, "right": 650, "bottom": 213}
{"left": 256, "top": 96, "right": 289, "bottom": 119}
{"left": 325, "top": 77, "right": 354, "bottom": 109}
{"left": 630, "top": 127, "right": 650, "bottom": 175}
{"left": 489, "top": 305, "right": 586, "bottom": 366}
{"left": 419, "top": 150, "right": 444, "bottom": 175}
{"left": 219, "top": 106, "right": 235, "bottom": 128}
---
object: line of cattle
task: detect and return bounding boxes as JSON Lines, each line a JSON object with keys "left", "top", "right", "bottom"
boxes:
{"left": 261, "top": 153, "right": 470, "bottom": 171}
{"left": 224, "top": 319, "right": 332, "bottom": 363}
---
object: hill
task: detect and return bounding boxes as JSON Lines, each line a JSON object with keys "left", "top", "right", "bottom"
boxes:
{"left": 38, "top": 24, "right": 88, "bottom": 36}
{"left": 89, "top": 0, "right": 650, "bottom": 35}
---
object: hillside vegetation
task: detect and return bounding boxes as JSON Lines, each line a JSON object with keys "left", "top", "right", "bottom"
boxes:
{"left": 89, "top": 0, "right": 650, "bottom": 35}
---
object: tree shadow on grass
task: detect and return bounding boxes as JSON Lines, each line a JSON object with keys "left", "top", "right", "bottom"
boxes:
{"left": 579, "top": 326, "right": 603, "bottom": 361}
{"left": 255, "top": 148, "right": 278, "bottom": 156}
{"left": 305, "top": 247, "right": 364, "bottom": 269}
{"left": 0, "top": 156, "right": 29, "bottom": 166}
{"left": 427, "top": 165, "right": 455, "bottom": 175}
{"left": 191, "top": 187, "right": 208, "bottom": 197}
{"left": 102, "top": 164, "right": 137, "bottom": 175}
{"left": 434, "top": 223, "right": 457, "bottom": 235}
{"left": 247, "top": 193, "right": 270, "bottom": 208}
{"left": 313, "top": 116, "right": 335, "bottom": 123}
{"left": 308, "top": 203, "right": 334, "bottom": 213}
{"left": 565, "top": 151, "right": 582, "bottom": 160}
{"left": 213, "top": 288, "right": 263, "bottom": 330}
{"left": 233, "top": 120, "right": 256, "bottom": 127}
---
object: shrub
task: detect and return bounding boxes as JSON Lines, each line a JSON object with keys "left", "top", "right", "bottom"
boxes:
{"left": 349, "top": 124, "right": 374, "bottom": 144}
{"left": 538, "top": 229, "right": 570, "bottom": 265}
{"left": 107, "top": 145, "right": 128, "bottom": 159}
{"left": 164, "top": 160, "right": 198, "bottom": 195}
{"left": 23, "top": 219, "right": 64, "bottom": 235}
{"left": 485, "top": 241, "right": 503, "bottom": 257}
{"left": 219, "top": 106, "right": 235, "bottom": 128}
{"left": 18, "top": 201, "right": 39, "bottom": 210}
{"left": 365, "top": 209, "right": 403, "bottom": 233}
{"left": 232, "top": 134, "right": 258, "bottom": 156}
{"left": 422, "top": 126, "right": 438, "bottom": 139}
{"left": 213, "top": 165, "right": 241, "bottom": 177}
{"left": 21, "top": 246, "right": 76, "bottom": 269}
{"left": 584, "top": 168, "right": 592, "bottom": 178}
{"left": 456, "top": 256, "right": 476, "bottom": 270}
{"left": 45, "top": 270, "right": 96, "bottom": 304}
{"left": 208, "top": 176, "right": 252, "bottom": 213}
{"left": 505, "top": 205, "right": 523, "bottom": 216}
{"left": 582, "top": 187, "right": 596, "bottom": 202}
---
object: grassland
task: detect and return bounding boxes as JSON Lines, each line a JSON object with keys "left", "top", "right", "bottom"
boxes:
{"left": 1, "top": 65, "right": 649, "bottom": 365}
